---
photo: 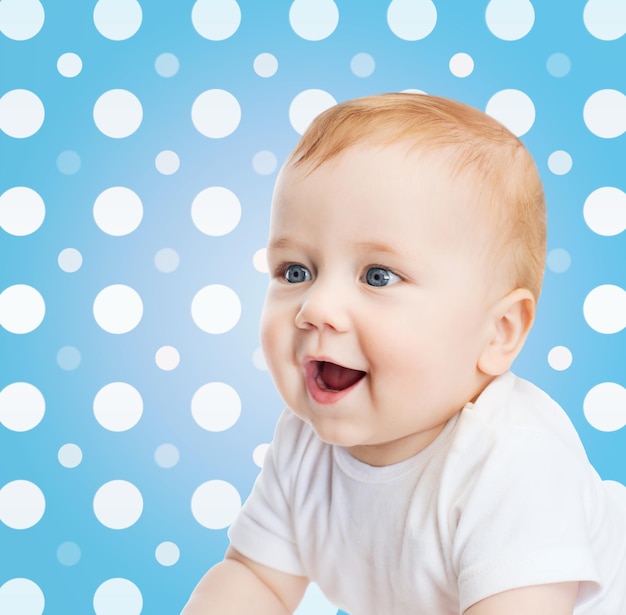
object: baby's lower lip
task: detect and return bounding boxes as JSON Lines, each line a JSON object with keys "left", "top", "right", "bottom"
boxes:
{"left": 303, "top": 361, "right": 364, "bottom": 405}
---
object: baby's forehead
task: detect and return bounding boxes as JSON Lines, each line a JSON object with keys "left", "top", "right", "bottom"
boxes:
{"left": 273, "top": 144, "right": 496, "bottom": 243}
{"left": 276, "top": 142, "right": 488, "bottom": 215}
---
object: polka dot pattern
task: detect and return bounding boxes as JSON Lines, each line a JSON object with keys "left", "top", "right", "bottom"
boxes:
{"left": 289, "top": 0, "right": 339, "bottom": 41}
{"left": 387, "top": 0, "right": 437, "bottom": 41}
{"left": 0, "top": 0, "right": 45, "bottom": 41}
{"left": 93, "top": 382, "right": 143, "bottom": 431}
{"left": 0, "top": 89, "right": 45, "bottom": 138}
{"left": 93, "top": 89, "right": 143, "bottom": 138}
{"left": 485, "top": 0, "right": 535, "bottom": 41}
{"left": 191, "top": 89, "right": 241, "bottom": 138}
{"left": 0, "top": 285, "right": 45, "bottom": 334}
{"left": 0, "top": 187, "right": 45, "bottom": 236}
{"left": 191, "top": 480, "right": 242, "bottom": 529}
{"left": 93, "top": 480, "right": 143, "bottom": 529}
{"left": 93, "top": 0, "right": 142, "bottom": 41}
{"left": 0, "top": 383, "right": 45, "bottom": 432}
{"left": 0, "top": 480, "right": 46, "bottom": 529}
{"left": 192, "top": 0, "right": 241, "bottom": 41}
{"left": 3, "top": 4, "right": 625, "bottom": 614}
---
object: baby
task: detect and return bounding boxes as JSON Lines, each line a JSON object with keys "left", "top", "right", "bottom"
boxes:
{"left": 182, "top": 93, "right": 626, "bottom": 614}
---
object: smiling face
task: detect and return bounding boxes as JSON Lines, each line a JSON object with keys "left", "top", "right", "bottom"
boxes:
{"left": 260, "top": 144, "right": 510, "bottom": 466}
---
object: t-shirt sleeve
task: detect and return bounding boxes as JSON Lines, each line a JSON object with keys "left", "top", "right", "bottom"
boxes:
{"left": 450, "top": 427, "right": 601, "bottom": 612}
{"left": 227, "top": 411, "right": 307, "bottom": 576}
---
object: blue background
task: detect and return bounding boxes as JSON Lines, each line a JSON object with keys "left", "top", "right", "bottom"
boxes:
{"left": 1, "top": 1, "right": 625, "bottom": 613}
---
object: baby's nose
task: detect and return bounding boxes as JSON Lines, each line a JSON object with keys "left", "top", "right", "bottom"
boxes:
{"left": 294, "top": 282, "right": 350, "bottom": 332}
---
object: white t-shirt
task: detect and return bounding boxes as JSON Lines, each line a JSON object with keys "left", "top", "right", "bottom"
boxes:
{"left": 229, "top": 371, "right": 626, "bottom": 614}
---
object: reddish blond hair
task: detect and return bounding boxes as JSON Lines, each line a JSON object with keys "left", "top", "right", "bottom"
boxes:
{"left": 287, "top": 93, "right": 546, "bottom": 300}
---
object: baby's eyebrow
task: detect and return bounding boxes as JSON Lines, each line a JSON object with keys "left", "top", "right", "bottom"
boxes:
{"left": 353, "top": 241, "right": 400, "bottom": 255}
{"left": 267, "top": 237, "right": 296, "bottom": 251}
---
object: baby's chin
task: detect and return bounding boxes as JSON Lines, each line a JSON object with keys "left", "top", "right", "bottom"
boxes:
{"left": 289, "top": 408, "right": 359, "bottom": 446}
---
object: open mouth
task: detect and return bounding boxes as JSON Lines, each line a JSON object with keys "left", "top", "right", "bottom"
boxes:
{"left": 312, "top": 360, "right": 366, "bottom": 392}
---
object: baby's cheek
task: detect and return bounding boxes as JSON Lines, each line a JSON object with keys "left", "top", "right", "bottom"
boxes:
{"left": 259, "top": 313, "right": 286, "bottom": 371}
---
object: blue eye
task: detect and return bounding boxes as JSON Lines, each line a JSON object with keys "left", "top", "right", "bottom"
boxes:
{"left": 283, "top": 264, "right": 312, "bottom": 283}
{"left": 364, "top": 267, "right": 399, "bottom": 287}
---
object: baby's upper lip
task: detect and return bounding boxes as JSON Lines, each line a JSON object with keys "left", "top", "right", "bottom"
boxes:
{"left": 302, "top": 355, "right": 364, "bottom": 372}
{"left": 303, "top": 356, "right": 367, "bottom": 392}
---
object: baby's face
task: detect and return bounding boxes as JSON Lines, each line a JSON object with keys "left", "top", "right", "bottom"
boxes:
{"left": 261, "top": 144, "right": 503, "bottom": 466}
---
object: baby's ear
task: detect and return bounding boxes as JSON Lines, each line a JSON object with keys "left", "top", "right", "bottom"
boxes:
{"left": 477, "top": 288, "right": 536, "bottom": 376}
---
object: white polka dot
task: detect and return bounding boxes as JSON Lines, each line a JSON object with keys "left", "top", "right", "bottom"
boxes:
{"left": 485, "top": 89, "right": 535, "bottom": 137}
{"left": 546, "top": 248, "right": 571, "bottom": 273}
{"left": 0, "top": 0, "right": 45, "bottom": 40}
{"left": 93, "top": 285, "right": 143, "bottom": 334}
{"left": 0, "top": 187, "right": 45, "bottom": 236}
{"left": 191, "top": 89, "right": 241, "bottom": 138}
{"left": 252, "top": 150, "right": 278, "bottom": 175}
{"left": 57, "top": 541, "right": 81, "bottom": 566}
{"left": 0, "top": 383, "right": 45, "bottom": 432}
{"left": 191, "top": 480, "right": 241, "bottom": 529}
{"left": 253, "top": 443, "right": 270, "bottom": 468}
{"left": 56, "top": 150, "right": 81, "bottom": 175}
{"left": 93, "top": 0, "right": 142, "bottom": 41}
{"left": 289, "top": 89, "right": 337, "bottom": 135}
{"left": 154, "top": 53, "right": 179, "bottom": 78}
{"left": 583, "top": 89, "right": 626, "bottom": 138}
{"left": 93, "top": 481, "right": 143, "bottom": 529}
{"left": 155, "top": 346, "right": 180, "bottom": 371}
{"left": 155, "top": 150, "right": 180, "bottom": 175}
{"left": 253, "top": 53, "right": 278, "bottom": 78}
{"left": 546, "top": 52, "right": 571, "bottom": 78}
{"left": 253, "top": 248, "right": 268, "bottom": 273}
{"left": 548, "top": 150, "right": 572, "bottom": 175}
{"left": 289, "top": 0, "right": 339, "bottom": 41}
{"left": 584, "top": 382, "right": 626, "bottom": 432}
{"left": 387, "top": 0, "right": 437, "bottom": 41}
{"left": 192, "top": 382, "right": 241, "bottom": 432}
{"left": 583, "top": 284, "right": 626, "bottom": 334}
{"left": 57, "top": 52, "right": 82, "bottom": 78}
{"left": 252, "top": 347, "right": 268, "bottom": 371}
{"left": 93, "top": 578, "right": 143, "bottom": 615}
{"left": 191, "top": 0, "right": 241, "bottom": 41}
{"left": 58, "top": 248, "right": 83, "bottom": 273}
{"left": 584, "top": 0, "right": 626, "bottom": 41}
{"left": 0, "top": 89, "right": 45, "bottom": 138}
{"left": 350, "top": 53, "right": 375, "bottom": 77}
{"left": 94, "top": 382, "right": 143, "bottom": 432}
{"left": 485, "top": 0, "right": 534, "bottom": 40}
{"left": 58, "top": 443, "right": 83, "bottom": 468}
{"left": 56, "top": 346, "right": 81, "bottom": 371}
{"left": 154, "top": 248, "right": 180, "bottom": 273}
{"left": 0, "top": 480, "right": 45, "bottom": 529}
{"left": 584, "top": 187, "right": 626, "bottom": 236}
{"left": 449, "top": 52, "right": 474, "bottom": 78}
{"left": 191, "top": 186, "right": 241, "bottom": 236}
{"left": 93, "top": 187, "right": 143, "bottom": 236}
{"left": 0, "top": 285, "right": 45, "bottom": 334}
{"left": 155, "top": 542, "right": 180, "bottom": 566}
{"left": 93, "top": 89, "right": 143, "bottom": 138}
{"left": 191, "top": 285, "right": 241, "bottom": 334}
{"left": 547, "top": 346, "right": 573, "bottom": 371}
{"left": 0, "top": 578, "right": 45, "bottom": 615}
{"left": 154, "top": 443, "right": 180, "bottom": 468}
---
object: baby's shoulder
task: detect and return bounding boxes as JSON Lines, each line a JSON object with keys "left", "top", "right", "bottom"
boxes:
{"left": 458, "top": 372, "right": 587, "bottom": 458}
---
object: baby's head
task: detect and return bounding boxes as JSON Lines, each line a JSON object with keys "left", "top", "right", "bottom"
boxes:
{"left": 285, "top": 92, "right": 546, "bottom": 302}
{"left": 261, "top": 93, "right": 546, "bottom": 465}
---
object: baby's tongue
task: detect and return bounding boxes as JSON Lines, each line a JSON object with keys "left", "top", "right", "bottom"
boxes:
{"left": 320, "top": 362, "right": 365, "bottom": 391}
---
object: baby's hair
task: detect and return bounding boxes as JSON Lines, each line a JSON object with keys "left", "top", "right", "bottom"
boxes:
{"left": 286, "top": 93, "right": 546, "bottom": 300}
